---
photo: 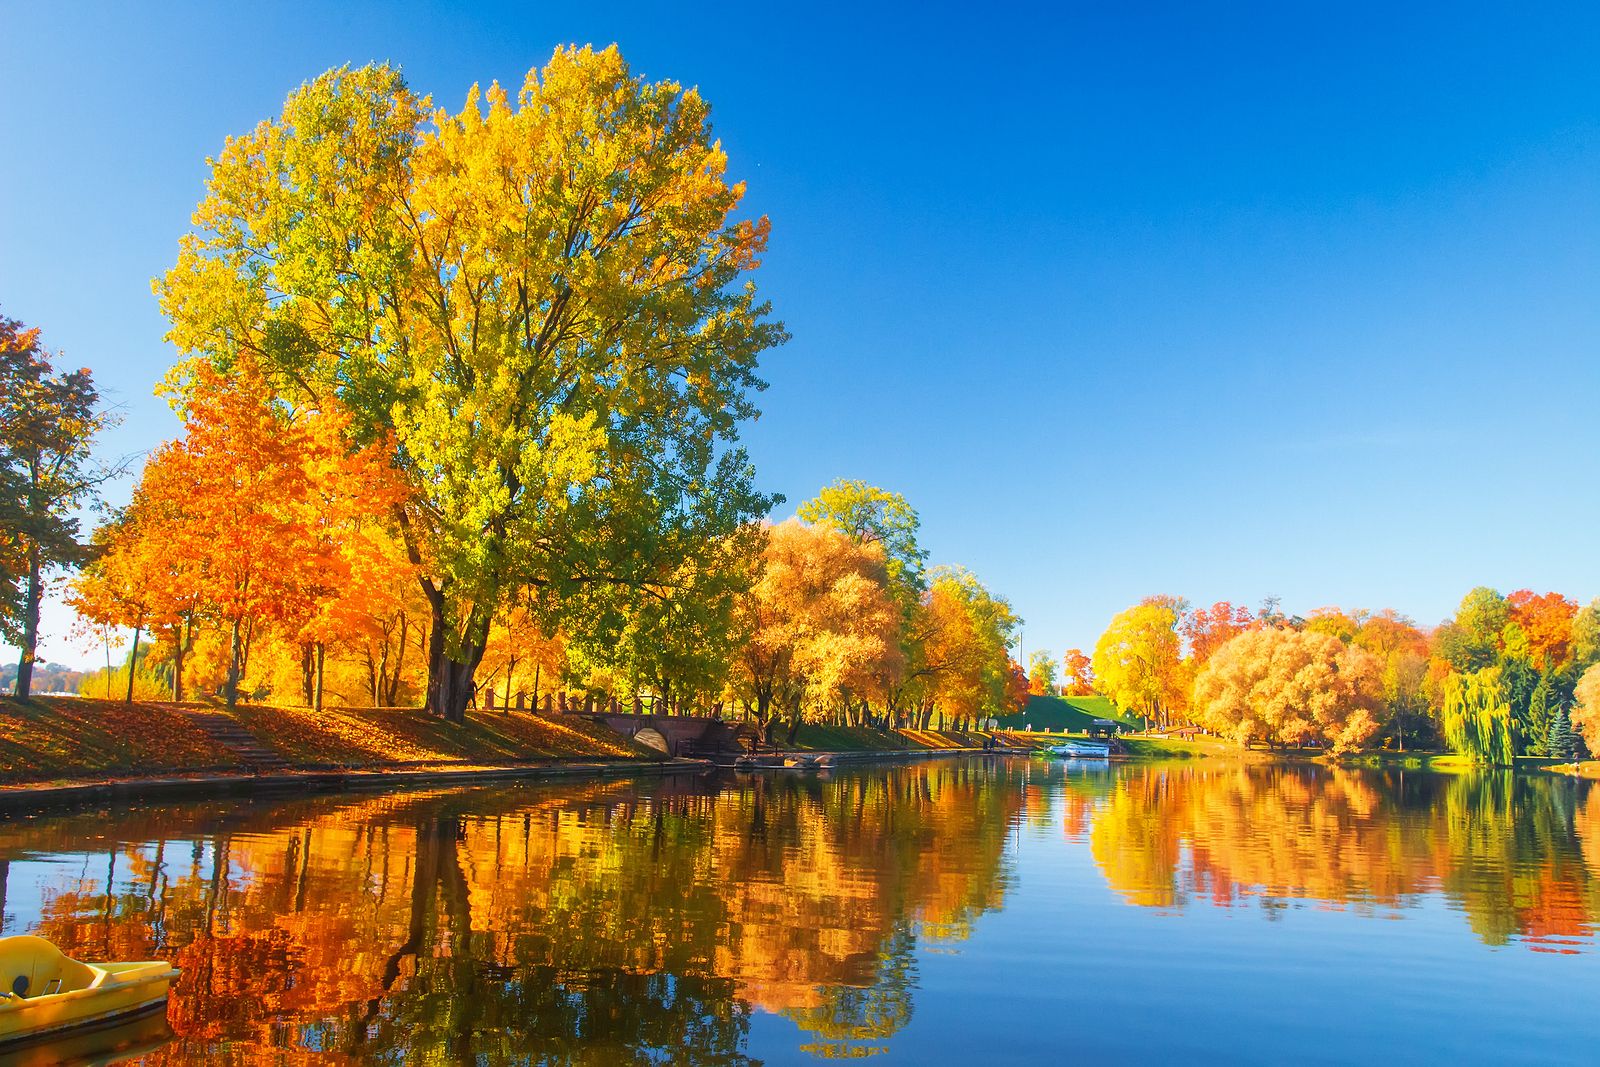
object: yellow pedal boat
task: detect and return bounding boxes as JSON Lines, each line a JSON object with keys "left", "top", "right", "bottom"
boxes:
{"left": 0, "top": 935, "right": 178, "bottom": 1047}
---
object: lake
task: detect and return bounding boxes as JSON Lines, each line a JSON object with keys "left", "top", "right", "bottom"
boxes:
{"left": 2, "top": 758, "right": 1598, "bottom": 1064}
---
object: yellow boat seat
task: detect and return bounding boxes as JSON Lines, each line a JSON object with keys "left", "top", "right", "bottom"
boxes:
{"left": 0, "top": 936, "right": 101, "bottom": 1002}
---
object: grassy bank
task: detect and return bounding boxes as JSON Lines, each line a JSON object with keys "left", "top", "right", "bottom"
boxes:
{"left": 787, "top": 724, "right": 998, "bottom": 752}
{"left": 0, "top": 697, "right": 648, "bottom": 787}
{"left": 993, "top": 694, "right": 1144, "bottom": 733}
{"left": 0, "top": 700, "right": 1015, "bottom": 791}
{"left": 225, "top": 702, "right": 643, "bottom": 765}
{"left": 0, "top": 698, "right": 238, "bottom": 784}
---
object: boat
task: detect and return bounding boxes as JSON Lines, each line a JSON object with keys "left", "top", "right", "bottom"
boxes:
{"left": 1044, "top": 739, "right": 1112, "bottom": 759}
{"left": 0, "top": 935, "right": 178, "bottom": 1049}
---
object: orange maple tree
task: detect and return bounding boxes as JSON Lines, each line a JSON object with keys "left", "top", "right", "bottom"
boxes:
{"left": 1508, "top": 589, "right": 1579, "bottom": 673}
{"left": 1060, "top": 648, "right": 1095, "bottom": 695}
{"left": 1180, "top": 601, "right": 1256, "bottom": 663}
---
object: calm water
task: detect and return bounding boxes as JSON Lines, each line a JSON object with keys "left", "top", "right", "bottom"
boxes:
{"left": 3, "top": 758, "right": 1599, "bottom": 1064}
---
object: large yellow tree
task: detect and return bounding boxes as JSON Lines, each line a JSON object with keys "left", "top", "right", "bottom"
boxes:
{"left": 1191, "top": 628, "right": 1383, "bottom": 752}
{"left": 733, "top": 520, "right": 901, "bottom": 740}
{"left": 157, "top": 47, "right": 783, "bottom": 723}
{"left": 1091, "top": 601, "right": 1188, "bottom": 728}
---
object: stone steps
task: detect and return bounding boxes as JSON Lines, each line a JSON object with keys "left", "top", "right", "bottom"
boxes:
{"left": 179, "top": 711, "right": 292, "bottom": 771}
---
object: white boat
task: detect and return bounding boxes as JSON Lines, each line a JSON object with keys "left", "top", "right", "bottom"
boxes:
{"left": 1047, "top": 740, "right": 1112, "bottom": 759}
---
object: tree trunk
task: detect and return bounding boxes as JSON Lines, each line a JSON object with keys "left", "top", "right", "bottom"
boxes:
{"left": 225, "top": 616, "right": 243, "bottom": 708}
{"left": 171, "top": 618, "right": 189, "bottom": 702}
{"left": 313, "top": 642, "right": 325, "bottom": 713}
{"left": 124, "top": 626, "right": 141, "bottom": 704}
{"left": 423, "top": 592, "right": 487, "bottom": 725}
{"left": 12, "top": 547, "right": 41, "bottom": 700}
{"left": 300, "top": 643, "right": 316, "bottom": 706}
{"left": 786, "top": 704, "right": 803, "bottom": 744}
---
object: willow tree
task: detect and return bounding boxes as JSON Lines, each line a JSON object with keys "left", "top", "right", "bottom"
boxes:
{"left": 158, "top": 47, "right": 783, "bottom": 722}
{"left": 1441, "top": 667, "right": 1516, "bottom": 765}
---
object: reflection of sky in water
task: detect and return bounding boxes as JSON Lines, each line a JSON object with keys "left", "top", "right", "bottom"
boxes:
{"left": 1, "top": 763, "right": 1598, "bottom": 1063}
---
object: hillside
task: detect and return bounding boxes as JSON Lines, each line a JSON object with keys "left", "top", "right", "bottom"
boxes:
{"left": 993, "top": 694, "right": 1144, "bottom": 732}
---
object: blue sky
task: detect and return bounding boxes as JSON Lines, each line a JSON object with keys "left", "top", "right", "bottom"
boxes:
{"left": 2, "top": 1, "right": 1597, "bottom": 668}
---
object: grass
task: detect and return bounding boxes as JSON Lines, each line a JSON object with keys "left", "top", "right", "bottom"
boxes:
{"left": 992, "top": 694, "right": 1143, "bottom": 733}
{"left": 0, "top": 697, "right": 243, "bottom": 784}
{"left": 227, "top": 703, "right": 645, "bottom": 765}
{"left": 787, "top": 725, "right": 995, "bottom": 752}
{"left": 0, "top": 697, "right": 650, "bottom": 787}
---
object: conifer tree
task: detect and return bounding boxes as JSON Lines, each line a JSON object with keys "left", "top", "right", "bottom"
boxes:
{"left": 1546, "top": 703, "right": 1574, "bottom": 761}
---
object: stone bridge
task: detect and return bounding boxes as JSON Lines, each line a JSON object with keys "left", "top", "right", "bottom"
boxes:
{"left": 576, "top": 714, "right": 751, "bottom": 757}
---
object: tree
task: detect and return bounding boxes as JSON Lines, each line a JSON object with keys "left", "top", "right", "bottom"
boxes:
{"left": 478, "top": 602, "right": 565, "bottom": 713}
{"left": 1092, "top": 601, "right": 1187, "bottom": 728}
{"left": 1523, "top": 675, "right": 1556, "bottom": 757}
{"left": 1027, "top": 650, "right": 1058, "bottom": 696}
{"left": 597, "top": 526, "right": 761, "bottom": 716}
{"left": 137, "top": 364, "right": 321, "bottom": 706}
{"left": 1439, "top": 587, "right": 1510, "bottom": 672}
{"left": 157, "top": 47, "right": 783, "bottom": 724}
{"left": 0, "top": 312, "right": 118, "bottom": 699}
{"left": 1547, "top": 701, "right": 1578, "bottom": 762}
{"left": 1573, "top": 599, "right": 1600, "bottom": 672}
{"left": 916, "top": 568, "right": 1020, "bottom": 730}
{"left": 68, "top": 507, "right": 155, "bottom": 703}
{"left": 1303, "top": 607, "right": 1360, "bottom": 644}
{"left": 1355, "top": 611, "right": 1433, "bottom": 750}
{"left": 1442, "top": 667, "right": 1516, "bottom": 765}
{"left": 113, "top": 361, "right": 401, "bottom": 708}
{"left": 1060, "top": 648, "right": 1095, "bottom": 695}
{"left": 797, "top": 481, "right": 927, "bottom": 597}
{"left": 1190, "top": 628, "right": 1383, "bottom": 753}
{"left": 1181, "top": 601, "right": 1255, "bottom": 664}
{"left": 282, "top": 404, "right": 412, "bottom": 712}
{"left": 1507, "top": 590, "right": 1579, "bottom": 674}
{"left": 1572, "top": 664, "right": 1600, "bottom": 759}
{"left": 69, "top": 482, "right": 207, "bottom": 701}
{"left": 732, "top": 520, "right": 900, "bottom": 740}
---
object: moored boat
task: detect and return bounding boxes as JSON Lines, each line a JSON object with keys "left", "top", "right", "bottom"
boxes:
{"left": 1046, "top": 740, "right": 1112, "bottom": 759}
{"left": 0, "top": 935, "right": 178, "bottom": 1048}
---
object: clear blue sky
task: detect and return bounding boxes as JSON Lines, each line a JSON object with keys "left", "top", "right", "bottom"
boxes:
{"left": 3, "top": 1, "right": 1597, "bottom": 669}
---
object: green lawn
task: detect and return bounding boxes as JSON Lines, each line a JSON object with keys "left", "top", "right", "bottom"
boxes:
{"left": 992, "top": 694, "right": 1143, "bottom": 732}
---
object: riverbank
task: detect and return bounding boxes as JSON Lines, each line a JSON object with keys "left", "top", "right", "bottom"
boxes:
{"left": 0, "top": 756, "right": 696, "bottom": 814}
{"left": 0, "top": 697, "right": 653, "bottom": 787}
{"left": 0, "top": 698, "right": 1030, "bottom": 812}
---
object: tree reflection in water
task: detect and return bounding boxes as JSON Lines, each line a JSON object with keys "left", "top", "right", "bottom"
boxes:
{"left": 1068, "top": 763, "right": 1600, "bottom": 951}
{"left": 1, "top": 759, "right": 1025, "bottom": 1062}
{"left": 10, "top": 760, "right": 1594, "bottom": 1062}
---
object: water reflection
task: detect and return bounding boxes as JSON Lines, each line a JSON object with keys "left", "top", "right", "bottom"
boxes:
{"left": 4, "top": 760, "right": 1600, "bottom": 1062}
{"left": 1067, "top": 763, "right": 1600, "bottom": 951}
{"left": 0, "top": 761, "right": 1023, "bottom": 1062}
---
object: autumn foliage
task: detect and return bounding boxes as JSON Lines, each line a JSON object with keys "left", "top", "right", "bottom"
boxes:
{"left": 1190, "top": 629, "right": 1383, "bottom": 753}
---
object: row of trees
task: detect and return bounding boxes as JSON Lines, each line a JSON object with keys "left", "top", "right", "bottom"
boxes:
{"left": 71, "top": 398, "right": 1025, "bottom": 735}
{"left": 1057, "top": 590, "right": 1600, "bottom": 759}
{"left": 53, "top": 48, "right": 1030, "bottom": 734}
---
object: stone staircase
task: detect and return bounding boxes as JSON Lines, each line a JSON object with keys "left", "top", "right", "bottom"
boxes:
{"left": 179, "top": 710, "right": 292, "bottom": 773}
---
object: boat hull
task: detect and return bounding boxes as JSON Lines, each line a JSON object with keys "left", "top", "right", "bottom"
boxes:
{"left": 0, "top": 962, "right": 177, "bottom": 1048}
